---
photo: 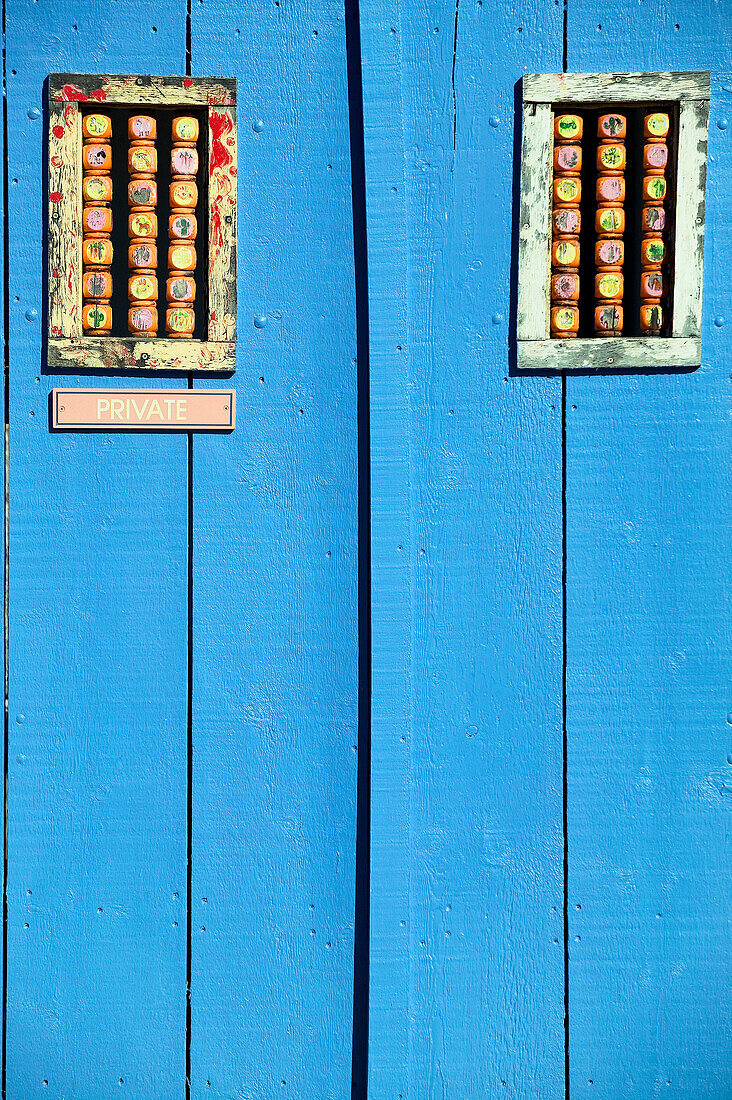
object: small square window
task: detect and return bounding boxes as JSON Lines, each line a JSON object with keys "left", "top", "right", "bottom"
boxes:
{"left": 48, "top": 73, "right": 237, "bottom": 372}
{"left": 517, "top": 71, "right": 709, "bottom": 370}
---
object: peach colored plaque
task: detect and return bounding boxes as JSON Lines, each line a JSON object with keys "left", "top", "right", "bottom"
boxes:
{"left": 52, "top": 389, "right": 235, "bottom": 430}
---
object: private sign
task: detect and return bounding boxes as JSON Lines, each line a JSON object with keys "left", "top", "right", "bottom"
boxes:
{"left": 52, "top": 389, "right": 235, "bottom": 430}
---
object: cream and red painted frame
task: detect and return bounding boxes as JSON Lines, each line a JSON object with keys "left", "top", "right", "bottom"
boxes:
{"left": 48, "top": 73, "right": 237, "bottom": 372}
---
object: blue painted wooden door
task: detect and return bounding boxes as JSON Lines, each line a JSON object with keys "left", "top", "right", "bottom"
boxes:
{"left": 3, "top": 0, "right": 730, "bottom": 1097}
{"left": 361, "top": 0, "right": 730, "bottom": 1098}
{"left": 6, "top": 0, "right": 358, "bottom": 1097}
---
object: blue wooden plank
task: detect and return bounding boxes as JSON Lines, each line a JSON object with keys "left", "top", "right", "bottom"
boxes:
{"left": 0, "top": 11, "right": 5, "bottom": 1086}
{"left": 566, "top": 4, "right": 732, "bottom": 1096}
{"left": 363, "top": 0, "right": 566, "bottom": 1096}
{"left": 358, "top": 0, "right": 412, "bottom": 1095}
{"left": 5, "top": 3, "right": 188, "bottom": 1097}
{"left": 189, "top": 4, "right": 358, "bottom": 1098}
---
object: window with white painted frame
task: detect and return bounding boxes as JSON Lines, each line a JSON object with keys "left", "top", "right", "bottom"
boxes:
{"left": 517, "top": 71, "right": 709, "bottom": 370}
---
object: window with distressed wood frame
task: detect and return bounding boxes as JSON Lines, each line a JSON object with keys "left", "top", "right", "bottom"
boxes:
{"left": 517, "top": 71, "right": 709, "bottom": 370}
{"left": 48, "top": 73, "right": 237, "bottom": 372}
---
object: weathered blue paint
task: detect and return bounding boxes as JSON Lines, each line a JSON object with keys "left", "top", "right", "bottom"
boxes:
{"left": 6, "top": 2, "right": 188, "bottom": 1096}
{"left": 362, "top": 0, "right": 566, "bottom": 1096}
{"left": 2, "top": 0, "right": 730, "bottom": 1096}
{"left": 189, "top": 2, "right": 358, "bottom": 1098}
{"left": 565, "top": 3, "right": 732, "bottom": 1096}
{"left": 359, "top": 0, "right": 413, "bottom": 1094}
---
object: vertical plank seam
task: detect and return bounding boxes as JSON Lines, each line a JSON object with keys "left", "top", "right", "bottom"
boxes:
{"left": 1, "top": 0, "right": 9, "bottom": 1085}
{"left": 343, "top": 0, "right": 371, "bottom": 1095}
{"left": 185, "top": 426, "right": 193, "bottom": 1100}
{"left": 451, "top": 0, "right": 459, "bottom": 150}
{"left": 562, "top": 0, "right": 567, "bottom": 73}
{"left": 561, "top": 8, "right": 570, "bottom": 1100}
{"left": 562, "top": 373, "right": 570, "bottom": 1100}
{"left": 186, "top": 0, "right": 192, "bottom": 77}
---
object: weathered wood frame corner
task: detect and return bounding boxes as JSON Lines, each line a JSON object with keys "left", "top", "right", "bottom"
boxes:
{"left": 517, "top": 70, "right": 710, "bottom": 371}
{"left": 47, "top": 73, "right": 237, "bottom": 373}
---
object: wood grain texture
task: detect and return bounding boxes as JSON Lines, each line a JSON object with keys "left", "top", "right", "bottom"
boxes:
{"left": 519, "top": 336, "right": 701, "bottom": 370}
{"left": 207, "top": 106, "right": 237, "bottom": 342}
{"left": 0, "top": 36, "right": 5, "bottom": 1083}
{"left": 49, "top": 337, "right": 235, "bottom": 372}
{"left": 49, "top": 71, "right": 235, "bottom": 104}
{"left": 566, "top": 4, "right": 731, "bottom": 1096}
{"left": 517, "top": 102, "right": 552, "bottom": 341}
{"left": 189, "top": 1, "right": 358, "bottom": 1097}
{"left": 7, "top": 3, "right": 188, "bottom": 1097}
{"left": 524, "top": 69, "right": 711, "bottom": 103}
{"left": 47, "top": 99, "right": 81, "bottom": 338}
{"left": 672, "top": 98, "right": 709, "bottom": 338}
{"left": 359, "top": 0, "right": 412, "bottom": 1095}
{"left": 367, "top": 0, "right": 565, "bottom": 1096}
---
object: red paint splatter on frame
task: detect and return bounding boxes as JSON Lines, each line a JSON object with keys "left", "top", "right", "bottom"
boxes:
{"left": 51, "top": 156, "right": 61, "bottom": 168}
{"left": 61, "top": 83, "right": 87, "bottom": 101}
{"left": 49, "top": 192, "right": 62, "bottom": 203}
{"left": 209, "top": 111, "right": 233, "bottom": 174}
{"left": 52, "top": 125, "right": 65, "bottom": 139}
{"left": 184, "top": 79, "right": 194, "bottom": 88}
{"left": 89, "top": 89, "right": 106, "bottom": 101}
{"left": 210, "top": 197, "right": 223, "bottom": 247}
